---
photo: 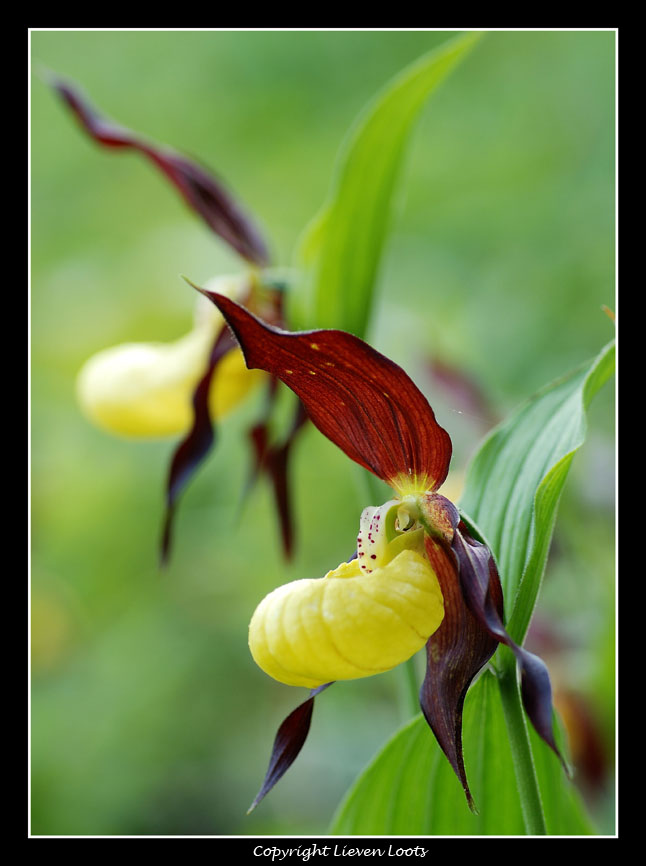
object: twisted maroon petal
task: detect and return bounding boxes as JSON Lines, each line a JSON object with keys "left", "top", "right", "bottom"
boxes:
{"left": 419, "top": 495, "right": 565, "bottom": 810}
{"left": 160, "top": 324, "right": 236, "bottom": 566}
{"left": 199, "top": 291, "right": 452, "bottom": 492}
{"left": 420, "top": 527, "right": 500, "bottom": 812}
{"left": 51, "top": 76, "right": 269, "bottom": 265}
{"left": 248, "top": 683, "right": 332, "bottom": 813}
{"left": 246, "top": 394, "right": 308, "bottom": 559}
{"left": 451, "top": 525, "right": 567, "bottom": 772}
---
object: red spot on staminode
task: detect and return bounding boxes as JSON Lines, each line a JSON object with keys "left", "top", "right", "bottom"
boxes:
{"left": 370, "top": 554, "right": 377, "bottom": 559}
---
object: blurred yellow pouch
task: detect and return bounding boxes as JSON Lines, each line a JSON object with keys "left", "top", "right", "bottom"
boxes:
{"left": 76, "top": 275, "right": 264, "bottom": 438}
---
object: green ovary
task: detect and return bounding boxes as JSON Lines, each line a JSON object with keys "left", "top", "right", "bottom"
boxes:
{"left": 248, "top": 548, "right": 444, "bottom": 688}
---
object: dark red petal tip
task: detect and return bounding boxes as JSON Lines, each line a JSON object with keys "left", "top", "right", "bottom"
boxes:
{"left": 51, "top": 76, "right": 269, "bottom": 265}
{"left": 201, "top": 291, "right": 452, "bottom": 492}
{"left": 451, "top": 526, "right": 568, "bottom": 773}
{"left": 420, "top": 533, "right": 500, "bottom": 812}
{"left": 248, "top": 683, "right": 332, "bottom": 813}
{"left": 420, "top": 521, "right": 567, "bottom": 811}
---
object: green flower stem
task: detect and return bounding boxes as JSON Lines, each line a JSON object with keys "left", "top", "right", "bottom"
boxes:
{"left": 401, "top": 656, "right": 420, "bottom": 719}
{"left": 498, "top": 655, "right": 547, "bottom": 836}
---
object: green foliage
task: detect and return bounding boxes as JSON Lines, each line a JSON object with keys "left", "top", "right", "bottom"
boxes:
{"left": 460, "top": 340, "right": 615, "bottom": 644}
{"left": 292, "top": 32, "right": 482, "bottom": 337}
{"left": 331, "top": 672, "right": 593, "bottom": 835}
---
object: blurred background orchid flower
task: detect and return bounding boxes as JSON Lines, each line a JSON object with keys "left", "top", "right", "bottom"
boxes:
{"left": 76, "top": 274, "right": 263, "bottom": 438}
{"left": 48, "top": 75, "right": 305, "bottom": 562}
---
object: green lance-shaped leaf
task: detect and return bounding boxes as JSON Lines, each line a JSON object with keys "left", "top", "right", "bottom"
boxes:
{"left": 330, "top": 672, "right": 593, "bottom": 836}
{"left": 459, "top": 339, "right": 615, "bottom": 645}
{"left": 291, "top": 32, "right": 483, "bottom": 338}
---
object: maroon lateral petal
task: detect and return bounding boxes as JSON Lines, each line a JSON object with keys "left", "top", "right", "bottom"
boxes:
{"left": 274, "top": 401, "right": 309, "bottom": 557}
{"left": 420, "top": 523, "right": 500, "bottom": 812}
{"left": 160, "top": 324, "right": 237, "bottom": 566}
{"left": 248, "top": 682, "right": 332, "bottom": 813}
{"left": 51, "top": 77, "right": 269, "bottom": 265}
{"left": 419, "top": 498, "right": 567, "bottom": 809}
{"left": 451, "top": 525, "right": 567, "bottom": 772}
{"left": 252, "top": 399, "right": 308, "bottom": 559}
{"left": 199, "top": 291, "right": 452, "bottom": 492}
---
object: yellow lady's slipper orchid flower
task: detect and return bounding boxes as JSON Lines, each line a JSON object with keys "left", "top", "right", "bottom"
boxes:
{"left": 201, "top": 290, "right": 566, "bottom": 814}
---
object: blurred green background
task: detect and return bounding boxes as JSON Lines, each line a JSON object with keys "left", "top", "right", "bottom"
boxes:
{"left": 31, "top": 30, "right": 615, "bottom": 836}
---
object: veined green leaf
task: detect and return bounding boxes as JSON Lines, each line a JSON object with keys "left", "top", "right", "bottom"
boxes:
{"left": 459, "top": 339, "right": 615, "bottom": 644}
{"left": 291, "top": 32, "right": 482, "bottom": 338}
{"left": 330, "top": 671, "right": 593, "bottom": 835}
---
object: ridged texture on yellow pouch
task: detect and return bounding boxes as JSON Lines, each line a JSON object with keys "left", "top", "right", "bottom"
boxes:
{"left": 76, "top": 276, "right": 262, "bottom": 438}
{"left": 249, "top": 549, "right": 444, "bottom": 688}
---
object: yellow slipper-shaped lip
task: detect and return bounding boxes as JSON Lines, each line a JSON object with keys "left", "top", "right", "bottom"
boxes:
{"left": 249, "top": 548, "right": 444, "bottom": 689}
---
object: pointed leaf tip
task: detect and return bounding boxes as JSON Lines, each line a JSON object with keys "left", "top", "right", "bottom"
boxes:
{"left": 293, "top": 31, "right": 483, "bottom": 338}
